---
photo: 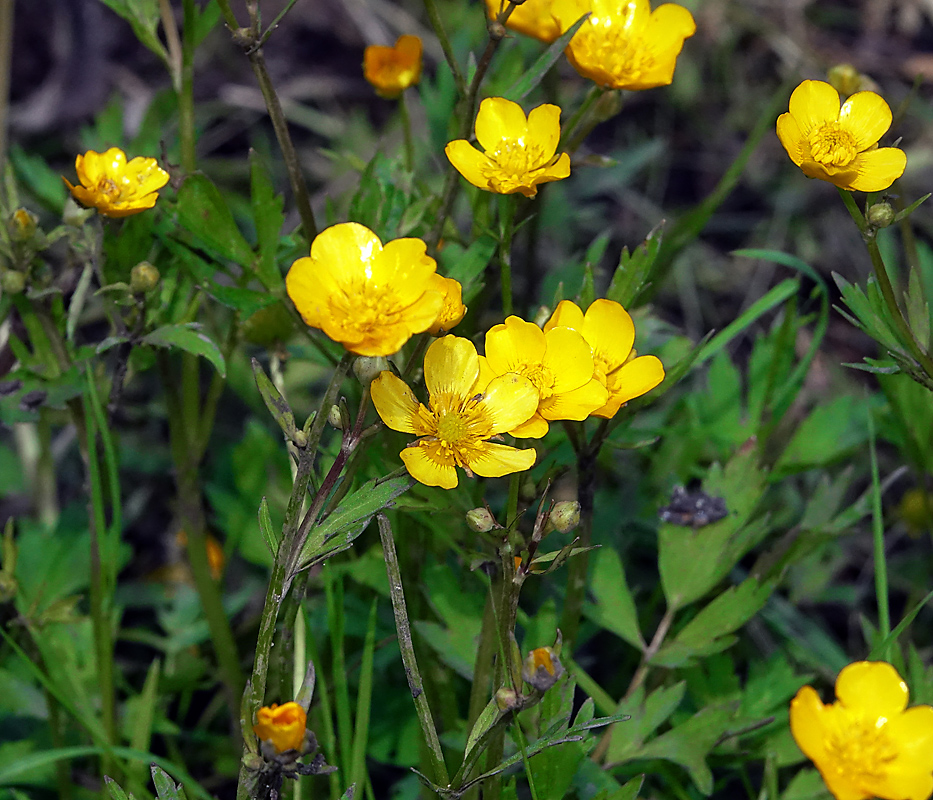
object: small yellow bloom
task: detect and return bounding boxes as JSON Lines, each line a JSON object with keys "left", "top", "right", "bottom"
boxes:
{"left": 552, "top": 0, "right": 695, "bottom": 91}
{"left": 286, "top": 222, "right": 444, "bottom": 357}
{"left": 777, "top": 80, "right": 906, "bottom": 193}
{"left": 253, "top": 702, "right": 307, "bottom": 753}
{"left": 363, "top": 35, "right": 422, "bottom": 98}
{"left": 790, "top": 661, "right": 933, "bottom": 800}
{"left": 544, "top": 299, "right": 664, "bottom": 418}
{"left": 371, "top": 336, "right": 539, "bottom": 489}
{"left": 483, "top": 315, "right": 608, "bottom": 437}
{"left": 445, "top": 97, "right": 571, "bottom": 198}
{"left": 484, "top": 0, "right": 564, "bottom": 43}
{"left": 427, "top": 275, "right": 468, "bottom": 335}
{"left": 63, "top": 147, "right": 170, "bottom": 218}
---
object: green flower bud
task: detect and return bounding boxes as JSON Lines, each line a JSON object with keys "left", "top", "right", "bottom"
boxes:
{"left": 495, "top": 687, "right": 521, "bottom": 711}
{"left": 1, "top": 271, "right": 26, "bottom": 295}
{"left": 130, "top": 261, "right": 161, "bottom": 294}
{"left": 827, "top": 64, "right": 862, "bottom": 97}
{"left": 547, "top": 501, "right": 581, "bottom": 534}
{"left": 9, "top": 208, "right": 38, "bottom": 242}
{"left": 353, "top": 356, "right": 389, "bottom": 386}
{"left": 327, "top": 405, "right": 343, "bottom": 430}
{"left": 867, "top": 202, "right": 896, "bottom": 229}
{"left": 466, "top": 507, "right": 497, "bottom": 533}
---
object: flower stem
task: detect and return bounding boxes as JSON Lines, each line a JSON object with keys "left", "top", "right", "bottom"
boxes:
{"left": 499, "top": 195, "right": 516, "bottom": 316}
{"left": 558, "top": 84, "right": 604, "bottom": 152}
{"left": 399, "top": 91, "right": 415, "bottom": 173}
{"left": 378, "top": 514, "right": 450, "bottom": 786}
{"left": 178, "top": 0, "right": 198, "bottom": 173}
{"left": 868, "top": 410, "right": 892, "bottom": 656}
{"left": 422, "top": 0, "right": 467, "bottom": 98}
{"left": 0, "top": 0, "right": 13, "bottom": 171}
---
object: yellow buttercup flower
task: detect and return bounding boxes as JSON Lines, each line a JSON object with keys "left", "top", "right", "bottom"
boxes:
{"left": 427, "top": 275, "right": 468, "bottom": 335}
{"left": 484, "top": 0, "right": 563, "bottom": 43}
{"left": 776, "top": 80, "right": 906, "bottom": 193}
{"left": 544, "top": 299, "right": 664, "bottom": 418}
{"left": 790, "top": 661, "right": 933, "bottom": 800}
{"left": 285, "top": 222, "right": 444, "bottom": 357}
{"left": 371, "top": 336, "right": 539, "bottom": 489}
{"left": 445, "top": 97, "right": 571, "bottom": 198}
{"left": 483, "top": 315, "right": 608, "bottom": 437}
{"left": 63, "top": 147, "right": 169, "bottom": 218}
{"left": 363, "top": 35, "right": 422, "bottom": 98}
{"left": 253, "top": 702, "right": 307, "bottom": 753}
{"left": 552, "top": 0, "right": 695, "bottom": 91}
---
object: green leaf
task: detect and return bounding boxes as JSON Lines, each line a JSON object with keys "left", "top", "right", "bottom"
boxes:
{"left": 252, "top": 358, "right": 299, "bottom": 444}
{"left": 584, "top": 548, "right": 644, "bottom": 649}
{"left": 258, "top": 497, "right": 280, "bottom": 558}
{"left": 904, "top": 265, "right": 930, "bottom": 351}
{"left": 151, "top": 764, "right": 188, "bottom": 800}
{"left": 176, "top": 174, "right": 255, "bottom": 266}
{"left": 607, "top": 222, "right": 664, "bottom": 307}
{"left": 97, "top": 0, "right": 169, "bottom": 64}
{"left": 504, "top": 13, "right": 590, "bottom": 100}
{"left": 105, "top": 777, "right": 133, "bottom": 800}
{"left": 142, "top": 324, "right": 227, "bottom": 378}
{"left": 249, "top": 149, "right": 286, "bottom": 289}
{"left": 774, "top": 395, "right": 873, "bottom": 475}
{"left": 605, "top": 682, "right": 685, "bottom": 764}
{"left": 294, "top": 477, "right": 414, "bottom": 571}
{"left": 439, "top": 235, "right": 497, "bottom": 303}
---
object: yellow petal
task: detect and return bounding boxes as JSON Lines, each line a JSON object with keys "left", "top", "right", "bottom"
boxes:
{"left": 819, "top": 765, "right": 873, "bottom": 800}
{"left": 104, "top": 197, "right": 160, "bottom": 218}
{"left": 544, "top": 299, "right": 584, "bottom": 332}
{"left": 482, "top": 373, "right": 540, "bottom": 434}
{"left": 582, "top": 299, "right": 636, "bottom": 369}
{"left": 371, "top": 238, "right": 437, "bottom": 302}
{"left": 885, "top": 705, "right": 933, "bottom": 764}
{"left": 75, "top": 151, "right": 101, "bottom": 186}
{"left": 509, "top": 413, "right": 550, "bottom": 438}
{"left": 542, "top": 326, "right": 597, "bottom": 392}
{"left": 486, "top": 316, "right": 547, "bottom": 376}
{"left": 540, "top": 378, "right": 609, "bottom": 421}
{"left": 537, "top": 152, "right": 571, "bottom": 183}
{"left": 371, "top": 372, "right": 422, "bottom": 434}
{"left": 799, "top": 159, "right": 860, "bottom": 189}
{"left": 606, "top": 354, "right": 665, "bottom": 405}
{"left": 776, "top": 112, "right": 808, "bottom": 167}
{"left": 424, "top": 336, "right": 480, "bottom": 399}
{"left": 314, "top": 222, "right": 382, "bottom": 273}
{"left": 835, "top": 661, "right": 908, "bottom": 718}
{"left": 526, "top": 104, "right": 562, "bottom": 163}
{"left": 636, "top": 4, "right": 696, "bottom": 88}
{"left": 446, "top": 140, "right": 493, "bottom": 191}
{"left": 788, "top": 80, "right": 841, "bottom": 138}
{"left": 463, "top": 441, "right": 537, "bottom": 478}
{"left": 402, "top": 445, "right": 459, "bottom": 489}
{"left": 848, "top": 147, "right": 907, "bottom": 193}
{"left": 126, "top": 156, "right": 170, "bottom": 194}
{"left": 475, "top": 97, "right": 528, "bottom": 154}
{"left": 789, "top": 685, "right": 829, "bottom": 763}
{"left": 286, "top": 256, "right": 331, "bottom": 327}
{"left": 839, "top": 90, "right": 892, "bottom": 151}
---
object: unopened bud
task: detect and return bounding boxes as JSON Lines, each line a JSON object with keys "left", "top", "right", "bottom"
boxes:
{"left": 867, "top": 202, "right": 896, "bottom": 229}
{"left": 1, "top": 271, "right": 26, "bottom": 295}
{"left": 547, "top": 501, "right": 581, "bottom": 534}
{"left": 488, "top": 21, "right": 506, "bottom": 40}
{"left": 327, "top": 405, "right": 343, "bottom": 429}
{"left": 495, "top": 687, "right": 521, "bottom": 711}
{"left": 466, "top": 507, "right": 497, "bottom": 533}
{"left": 827, "top": 64, "right": 862, "bottom": 97}
{"left": 231, "top": 27, "right": 254, "bottom": 48}
{"left": 63, "top": 197, "right": 94, "bottom": 227}
{"left": 9, "top": 208, "right": 38, "bottom": 242}
{"left": 522, "top": 646, "right": 564, "bottom": 692}
{"left": 130, "top": 261, "right": 161, "bottom": 294}
{"left": 353, "top": 356, "right": 389, "bottom": 386}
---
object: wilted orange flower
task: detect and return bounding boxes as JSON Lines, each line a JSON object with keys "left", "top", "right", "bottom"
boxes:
{"left": 552, "top": 0, "right": 695, "bottom": 91}
{"left": 776, "top": 80, "right": 906, "bottom": 193}
{"left": 483, "top": 315, "right": 608, "bottom": 437}
{"left": 363, "top": 35, "right": 422, "bottom": 98}
{"left": 445, "top": 97, "right": 571, "bottom": 198}
{"left": 427, "top": 275, "right": 467, "bottom": 335}
{"left": 285, "top": 222, "right": 444, "bottom": 357}
{"left": 63, "top": 147, "right": 170, "bottom": 218}
{"left": 253, "top": 702, "right": 307, "bottom": 753}
{"left": 544, "top": 299, "right": 664, "bottom": 418}
{"left": 371, "top": 336, "right": 539, "bottom": 489}
{"left": 791, "top": 661, "right": 933, "bottom": 800}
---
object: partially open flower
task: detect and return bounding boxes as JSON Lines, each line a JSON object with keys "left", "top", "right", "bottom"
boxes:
{"left": 445, "top": 98, "right": 570, "bottom": 198}
{"left": 790, "top": 661, "right": 933, "bottom": 800}
{"left": 253, "top": 702, "right": 307, "bottom": 754}
{"left": 522, "top": 646, "right": 564, "bottom": 692}
{"left": 552, "top": 0, "right": 695, "bottom": 91}
{"left": 63, "top": 147, "right": 170, "bottom": 218}
{"left": 286, "top": 222, "right": 444, "bottom": 357}
{"left": 427, "top": 275, "right": 468, "bottom": 335}
{"left": 371, "top": 335, "right": 539, "bottom": 489}
{"left": 777, "top": 80, "right": 906, "bottom": 193}
{"left": 363, "top": 35, "right": 422, "bottom": 98}
{"left": 544, "top": 299, "right": 664, "bottom": 418}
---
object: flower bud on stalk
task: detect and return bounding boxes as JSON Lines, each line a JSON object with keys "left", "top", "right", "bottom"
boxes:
{"left": 466, "top": 507, "right": 497, "bottom": 533}
{"left": 867, "top": 202, "right": 896, "bottom": 229}
{"left": 547, "top": 501, "right": 581, "bottom": 534}
{"left": 9, "top": 209, "right": 37, "bottom": 242}
{"left": 353, "top": 356, "right": 389, "bottom": 386}
{"left": 130, "top": 261, "right": 161, "bottom": 294}
{"left": 1, "top": 271, "right": 26, "bottom": 295}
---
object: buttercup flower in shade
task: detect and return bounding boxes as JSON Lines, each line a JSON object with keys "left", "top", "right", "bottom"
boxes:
{"left": 286, "top": 222, "right": 444, "bottom": 357}
{"left": 551, "top": 0, "right": 695, "bottom": 91}
{"left": 63, "top": 147, "right": 169, "bottom": 218}
{"left": 545, "top": 299, "right": 664, "bottom": 418}
{"left": 427, "top": 275, "right": 468, "bottom": 335}
{"left": 371, "top": 336, "right": 539, "bottom": 489}
{"left": 445, "top": 97, "right": 571, "bottom": 198}
{"left": 253, "top": 702, "right": 307, "bottom": 753}
{"left": 483, "top": 315, "right": 608, "bottom": 437}
{"left": 363, "top": 35, "right": 422, "bottom": 98}
{"left": 484, "top": 0, "right": 563, "bottom": 43}
{"left": 776, "top": 80, "right": 906, "bottom": 192}
{"left": 790, "top": 661, "right": 933, "bottom": 800}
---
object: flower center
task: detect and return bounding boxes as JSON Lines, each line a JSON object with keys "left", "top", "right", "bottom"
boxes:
{"left": 332, "top": 282, "right": 405, "bottom": 337}
{"left": 520, "top": 363, "right": 555, "bottom": 401}
{"left": 581, "top": 17, "right": 652, "bottom": 83}
{"left": 808, "top": 123, "right": 858, "bottom": 167}
{"left": 825, "top": 715, "right": 898, "bottom": 784}
{"left": 418, "top": 392, "right": 493, "bottom": 466}
{"left": 97, "top": 177, "right": 124, "bottom": 201}
{"left": 488, "top": 138, "right": 547, "bottom": 179}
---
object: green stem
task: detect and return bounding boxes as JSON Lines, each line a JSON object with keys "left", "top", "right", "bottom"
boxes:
{"left": 499, "top": 195, "right": 516, "bottom": 317}
{"left": 0, "top": 0, "right": 13, "bottom": 171}
{"left": 399, "top": 92, "right": 415, "bottom": 173}
{"left": 557, "top": 84, "right": 604, "bottom": 151}
{"left": 178, "top": 0, "right": 198, "bottom": 173}
{"left": 378, "top": 515, "right": 450, "bottom": 786}
{"left": 422, "top": 0, "right": 466, "bottom": 98}
{"left": 868, "top": 411, "right": 891, "bottom": 656}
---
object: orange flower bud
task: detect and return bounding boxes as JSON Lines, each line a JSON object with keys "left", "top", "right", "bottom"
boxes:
{"left": 253, "top": 702, "right": 307, "bottom": 753}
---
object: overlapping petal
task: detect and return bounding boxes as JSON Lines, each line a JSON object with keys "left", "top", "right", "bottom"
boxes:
{"left": 371, "top": 372, "right": 423, "bottom": 435}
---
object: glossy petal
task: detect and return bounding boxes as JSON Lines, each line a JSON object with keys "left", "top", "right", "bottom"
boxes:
{"left": 582, "top": 299, "right": 636, "bottom": 369}
{"left": 887, "top": 705, "right": 933, "bottom": 763}
{"left": 840, "top": 90, "right": 892, "bottom": 150}
{"left": 539, "top": 327, "right": 596, "bottom": 391}
{"left": 446, "top": 140, "right": 494, "bottom": 191}
{"left": 541, "top": 378, "right": 609, "bottom": 420}
{"left": 312, "top": 221, "right": 382, "bottom": 273}
{"left": 820, "top": 767, "right": 872, "bottom": 800}
{"left": 636, "top": 4, "right": 697, "bottom": 88}
{"left": 427, "top": 276, "right": 468, "bottom": 334}
{"left": 371, "top": 238, "right": 437, "bottom": 301}
{"left": 489, "top": 0, "right": 565, "bottom": 41}
{"left": 537, "top": 152, "right": 572, "bottom": 183}
{"left": 482, "top": 373, "right": 540, "bottom": 434}
{"left": 848, "top": 147, "right": 907, "bottom": 193}
{"left": 527, "top": 104, "right": 562, "bottom": 162}
{"left": 486, "top": 316, "right": 547, "bottom": 375}
{"left": 788, "top": 80, "right": 841, "bottom": 137}
{"left": 509, "top": 413, "right": 551, "bottom": 438}
{"left": 544, "top": 300, "right": 585, "bottom": 332}
{"left": 789, "top": 686, "right": 829, "bottom": 763}
{"left": 799, "top": 159, "right": 860, "bottom": 189}
{"left": 424, "top": 336, "right": 480, "bottom": 400}
{"left": 371, "top": 372, "right": 423, "bottom": 434}
{"left": 463, "top": 440, "right": 537, "bottom": 478}
{"left": 776, "top": 112, "right": 807, "bottom": 167}
{"left": 402, "top": 445, "right": 458, "bottom": 489}
{"left": 836, "top": 662, "right": 908, "bottom": 718}
{"left": 475, "top": 97, "right": 529, "bottom": 153}
{"left": 66, "top": 147, "right": 168, "bottom": 217}
{"left": 603, "top": 354, "right": 665, "bottom": 410}
{"left": 286, "top": 256, "right": 331, "bottom": 328}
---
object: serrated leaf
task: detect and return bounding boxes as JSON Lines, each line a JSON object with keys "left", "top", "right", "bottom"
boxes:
{"left": 584, "top": 548, "right": 644, "bottom": 649}
{"left": 249, "top": 149, "right": 285, "bottom": 289}
{"left": 142, "top": 324, "right": 226, "bottom": 378}
{"left": 606, "top": 682, "right": 685, "bottom": 764}
{"left": 176, "top": 174, "right": 255, "bottom": 266}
